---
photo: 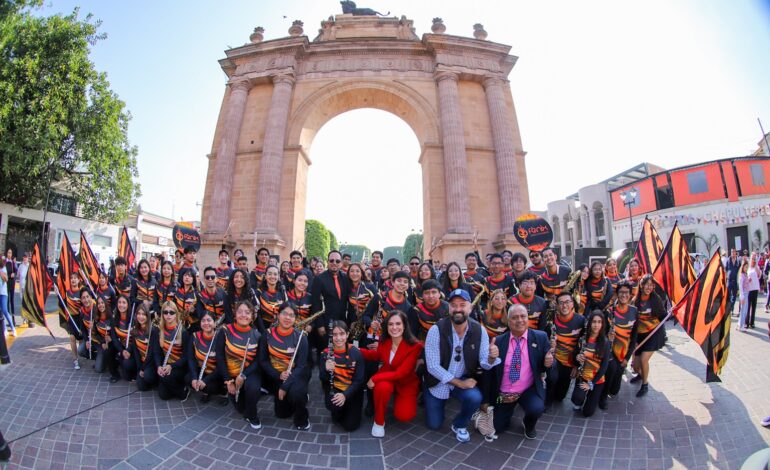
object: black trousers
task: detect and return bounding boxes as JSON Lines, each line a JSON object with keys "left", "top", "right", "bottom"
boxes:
{"left": 185, "top": 370, "right": 225, "bottom": 396}
{"left": 571, "top": 379, "right": 605, "bottom": 417}
{"left": 493, "top": 386, "right": 545, "bottom": 434}
{"left": 0, "top": 316, "right": 9, "bottom": 365}
{"left": 158, "top": 366, "right": 187, "bottom": 400}
{"left": 231, "top": 372, "right": 261, "bottom": 421}
{"left": 546, "top": 362, "right": 574, "bottom": 404}
{"left": 263, "top": 374, "right": 310, "bottom": 427}
{"left": 603, "top": 357, "right": 625, "bottom": 397}
{"left": 747, "top": 290, "right": 759, "bottom": 327}
{"left": 119, "top": 353, "right": 137, "bottom": 381}
{"left": 136, "top": 364, "right": 158, "bottom": 391}
{"left": 323, "top": 383, "right": 364, "bottom": 432}
{"left": 7, "top": 279, "right": 15, "bottom": 319}
{"left": 0, "top": 428, "right": 10, "bottom": 461}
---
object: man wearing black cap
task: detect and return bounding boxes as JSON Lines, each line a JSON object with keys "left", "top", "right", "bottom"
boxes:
{"left": 424, "top": 288, "right": 500, "bottom": 443}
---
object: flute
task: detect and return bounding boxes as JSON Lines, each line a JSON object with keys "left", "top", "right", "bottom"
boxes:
{"left": 197, "top": 321, "right": 224, "bottom": 382}
{"left": 125, "top": 302, "right": 136, "bottom": 349}
{"left": 161, "top": 325, "right": 181, "bottom": 368}
{"left": 235, "top": 337, "right": 251, "bottom": 403}
{"left": 88, "top": 306, "right": 94, "bottom": 360}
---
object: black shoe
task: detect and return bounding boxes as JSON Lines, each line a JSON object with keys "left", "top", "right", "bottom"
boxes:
{"left": 247, "top": 417, "right": 262, "bottom": 430}
{"left": 523, "top": 420, "right": 537, "bottom": 440}
{"left": 636, "top": 384, "right": 649, "bottom": 398}
{"left": 365, "top": 400, "right": 374, "bottom": 417}
{"left": 296, "top": 422, "right": 311, "bottom": 431}
{"left": 109, "top": 376, "right": 119, "bottom": 384}
{"left": 598, "top": 398, "right": 608, "bottom": 410}
{"left": 749, "top": 324, "right": 755, "bottom": 329}
{"left": 629, "top": 374, "right": 642, "bottom": 384}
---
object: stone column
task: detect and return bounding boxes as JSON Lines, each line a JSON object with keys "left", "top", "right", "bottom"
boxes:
{"left": 603, "top": 208, "right": 612, "bottom": 247}
{"left": 207, "top": 79, "right": 251, "bottom": 233}
{"left": 483, "top": 76, "right": 522, "bottom": 230}
{"left": 560, "top": 218, "right": 568, "bottom": 257}
{"left": 579, "top": 210, "right": 589, "bottom": 248}
{"left": 254, "top": 74, "right": 296, "bottom": 234}
{"left": 435, "top": 71, "right": 472, "bottom": 234}
{"left": 588, "top": 209, "right": 598, "bottom": 247}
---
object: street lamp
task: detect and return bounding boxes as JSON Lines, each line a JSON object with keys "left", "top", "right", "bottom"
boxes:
{"left": 619, "top": 187, "right": 639, "bottom": 248}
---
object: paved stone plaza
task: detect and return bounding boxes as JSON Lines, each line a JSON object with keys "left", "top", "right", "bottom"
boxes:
{"left": 1, "top": 302, "right": 770, "bottom": 470}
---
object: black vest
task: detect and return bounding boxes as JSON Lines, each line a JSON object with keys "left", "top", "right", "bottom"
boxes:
{"left": 424, "top": 317, "right": 482, "bottom": 389}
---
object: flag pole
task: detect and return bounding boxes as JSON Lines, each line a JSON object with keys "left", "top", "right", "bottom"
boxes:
{"left": 53, "top": 283, "right": 81, "bottom": 336}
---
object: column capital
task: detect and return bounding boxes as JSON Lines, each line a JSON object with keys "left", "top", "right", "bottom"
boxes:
{"left": 228, "top": 78, "right": 252, "bottom": 93}
{"left": 482, "top": 75, "right": 505, "bottom": 89}
{"left": 434, "top": 70, "right": 459, "bottom": 83}
{"left": 272, "top": 73, "right": 296, "bottom": 86}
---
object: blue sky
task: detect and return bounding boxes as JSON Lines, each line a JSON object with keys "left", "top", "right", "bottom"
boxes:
{"left": 37, "top": 1, "right": 770, "bottom": 250}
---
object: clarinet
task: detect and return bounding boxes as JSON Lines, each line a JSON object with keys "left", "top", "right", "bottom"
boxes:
{"left": 235, "top": 337, "right": 251, "bottom": 403}
{"left": 350, "top": 283, "right": 373, "bottom": 347}
{"left": 161, "top": 325, "right": 181, "bottom": 368}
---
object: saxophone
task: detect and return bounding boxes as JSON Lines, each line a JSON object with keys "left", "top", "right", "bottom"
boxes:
{"left": 349, "top": 283, "right": 373, "bottom": 346}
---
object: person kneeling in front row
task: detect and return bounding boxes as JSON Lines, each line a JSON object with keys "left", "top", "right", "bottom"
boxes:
{"left": 488, "top": 304, "right": 552, "bottom": 439}
{"left": 424, "top": 289, "right": 500, "bottom": 443}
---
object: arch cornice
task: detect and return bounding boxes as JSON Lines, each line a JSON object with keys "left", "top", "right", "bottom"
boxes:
{"left": 286, "top": 78, "right": 440, "bottom": 149}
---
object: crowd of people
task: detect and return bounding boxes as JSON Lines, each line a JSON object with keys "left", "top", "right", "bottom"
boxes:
{"left": 45, "top": 242, "right": 682, "bottom": 443}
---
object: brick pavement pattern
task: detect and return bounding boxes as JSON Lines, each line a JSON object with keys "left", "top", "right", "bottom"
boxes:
{"left": 1, "top": 308, "right": 769, "bottom": 469}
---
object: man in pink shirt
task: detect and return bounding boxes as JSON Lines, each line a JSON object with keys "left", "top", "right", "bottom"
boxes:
{"left": 488, "top": 304, "right": 553, "bottom": 439}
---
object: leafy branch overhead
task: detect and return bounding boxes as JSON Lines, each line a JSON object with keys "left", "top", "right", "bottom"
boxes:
{"left": 0, "top": 3, "right": 140, "bottom": 222}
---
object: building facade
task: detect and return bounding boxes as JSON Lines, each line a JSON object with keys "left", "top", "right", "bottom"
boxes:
{"left": 610, "top": 156, "right": 770, "bottom": 255}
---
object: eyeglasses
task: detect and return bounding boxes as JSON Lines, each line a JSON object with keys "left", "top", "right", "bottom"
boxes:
{"left": 204, "top": 275, "right": 216, "bottom": 280}
{"left": 454, "top": 346, "right": 462, "bottom": 362}
{"left": 557, "top": 300, "right": 573, "bottom": 306}
{"left": 328, "top": 259, "right": 341, "bottom": 264}
{"left": 162, "top": 310, "right": 176, "bottom": 315}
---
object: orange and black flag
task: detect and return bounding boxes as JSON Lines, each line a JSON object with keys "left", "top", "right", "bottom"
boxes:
{"left": 672, "top": 250, "right": 730, "bottom": 382}
{"left": 21, "top": 243, "right": 54, "bottom": 338}
{"left": 652, "top": 223, "right": 696, "bottom": 306}
{"left": 56, "top": 232, "right": 81, "bottom": 325}
{"left": 633, "top": 217, "right": 664, "bottom": 275}
{"left": 118, "top": 226, "right": 136, "bottom": 268}
{"left": 78, "top": 230, "right": 100, "bottom": 292}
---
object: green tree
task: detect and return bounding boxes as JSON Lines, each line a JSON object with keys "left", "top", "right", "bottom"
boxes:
{"left": 402, "top": 233, "right": 423, "bottom": 263}
{"left": 339, "top": 244, "right": 371, "bottom": 262}
{"left": 383, "top": 245, "right": 402, "bottom": 263}
{"left": 0, "top": 5, "right": 140, "bottom": 223}
{"left": 328, "top": 230, "right": 339, "bottom": 252}
{"left": 305, "top": 220, "right": 330, "bottom": 261}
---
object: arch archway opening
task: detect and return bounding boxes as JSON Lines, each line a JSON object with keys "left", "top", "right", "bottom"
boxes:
{"left": 305, "top": 108, "right": 422, "bottom": 256}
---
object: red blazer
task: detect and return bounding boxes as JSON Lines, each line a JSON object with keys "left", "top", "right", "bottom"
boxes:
{"left": 360, "top": 338, "right": 423, "bottom": 389}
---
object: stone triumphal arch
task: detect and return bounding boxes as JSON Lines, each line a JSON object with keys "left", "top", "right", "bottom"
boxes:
{"left": 199, "top": 13, "right": 530, "bottom": 265}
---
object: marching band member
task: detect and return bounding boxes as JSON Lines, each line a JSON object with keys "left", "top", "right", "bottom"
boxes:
{"left": 631, "top": 274, "right": 667, "bottom": 398}
{"left": 131, "top": 259, "right": 157, "bottom": 313}
{"left": 479, "top": 289, "right": 510, "bottom": 339}
{"left": 77, "top": 288, "right": 97, "bottom": 362}
{"left": 174, "top": 270, "right": 199, "bottom": 331}
{"left": 601, "top": 281, "right": 638, "bottom": 408}
{"left": 546, "top": 291, "right": 585, "bottom": 406}
{"left": 584, "top": 261, "right": 613, "bottom": 313}
{"left": 320, "top": 321, "right": 366, "bottom": 431}
{"left": 217, "top": 301, "right": 262, "bottom": 428}
{"left": 92, "top": 296, "right": 120, "bottom": 381}
{"left": 256, "top": 265, "right": 286, "bottom": 333}
{"left": 155, "top": 261, "right": 177, "bottom": 310}
{"left": 571, "top": 310, "right": 610, "bottom": 417}
{"left": 187, "top": 310, "right": 224, "bottom": 402}
{"left": 259, "top": 303, "right": 311, "bottom": 430}
{"left": 110, "top": 256, "right": 133, "bottom": 298}
{"left": 509, "top": 271, "right": 548, "bottom": 334}
{"left": 484, "top": 254, "right": 515, "bottom": 305}
{"left": 440, "top": 262, "right": 472, "bottom": 301}
{"left": 133, "top": 303, "right": 159, "bottom": 391}
{"left": 409, "top": 279, "right": 449, "bottom": 342}
{"left": 197, "top": 266, "right": 228, "bottom": 324}
{"left": 154, "top": 301, "right": 190, "bottom": 400}
{"left": 527, "top": 250, "right": 546, "bottom": 277}
{"left": 96, "top": 271, "right": 116, "bottom": 313}
{"left": 250, "top": 247, "right": 271, "bottom": 290}
{"left": 215, "top": 249, "right": 234, "bottom": 290}
{"left": 61, "top": 271, "right": 83, "bottom": 370}
{"left": 108, "top": 295, "right": 133, "bottom": 382}
{"left": 226, "top": 269, "right": 255, "bottom": 320}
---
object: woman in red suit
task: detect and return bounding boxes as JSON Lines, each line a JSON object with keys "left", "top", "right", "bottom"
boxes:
{"left": 360, "top": 310, "right": 423, "bottom": 438}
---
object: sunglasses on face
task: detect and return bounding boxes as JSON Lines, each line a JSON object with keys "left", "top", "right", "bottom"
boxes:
{"left": 162, "top": 310, "right": 175, "bottom": 315}
{"left": 409, "top": 262, "right": 419, "bottom": 265}
{"left": 328, "top": 259, "right": 341, "bottom": 264}
{"left": 204, "top": 275, "right": 216, "bottom": 280}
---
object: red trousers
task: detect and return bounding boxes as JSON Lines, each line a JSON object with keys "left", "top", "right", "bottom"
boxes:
{"left": 373, "top": 380, "right": 418, "bottom": 426}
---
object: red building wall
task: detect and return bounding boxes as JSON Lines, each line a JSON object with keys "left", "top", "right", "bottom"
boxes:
{"left": 734, "top": 159, "right": 770, "bottom": 197}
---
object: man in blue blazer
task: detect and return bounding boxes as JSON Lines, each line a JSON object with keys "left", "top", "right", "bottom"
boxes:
{"left": 488, "top": 304, "right": 553, "bottom": 439}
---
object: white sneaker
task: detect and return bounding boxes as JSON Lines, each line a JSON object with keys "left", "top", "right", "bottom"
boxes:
{"left": 451, "top": 425, "right": 471, "bottom": 443}
{"left": 371, "top": 423, "right": 385, "bottom": 438}
{"left": 73, "top": 360, "right": 81, "bottom": 370}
